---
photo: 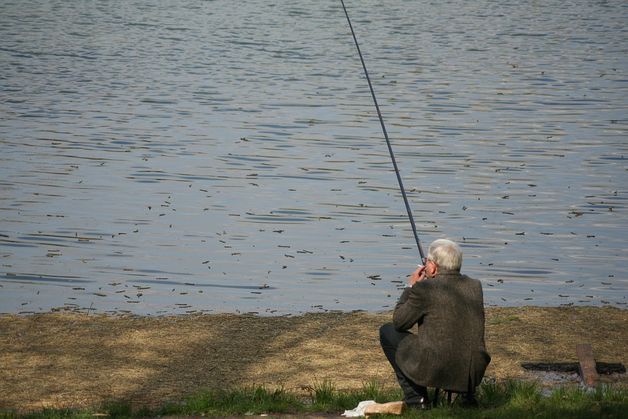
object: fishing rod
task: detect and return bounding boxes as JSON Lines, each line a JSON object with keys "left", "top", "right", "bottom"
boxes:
{"left": 339, "top": 0, "right": 426, "bottom": 261}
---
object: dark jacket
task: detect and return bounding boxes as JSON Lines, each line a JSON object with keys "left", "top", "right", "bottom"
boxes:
{"left": 392, "top": 270, "right": 490, "bottom": 392}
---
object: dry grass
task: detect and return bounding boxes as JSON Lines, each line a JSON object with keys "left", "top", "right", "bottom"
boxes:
{"left": 0, "top": 307, "right": 626, "bottom": 412}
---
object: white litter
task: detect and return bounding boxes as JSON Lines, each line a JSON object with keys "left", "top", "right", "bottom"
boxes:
{"left": 341, "top": 400, "right": 377, "bottom": 417}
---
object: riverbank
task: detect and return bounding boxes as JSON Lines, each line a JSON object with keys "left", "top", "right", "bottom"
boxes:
{"left": 1, "top": 306, "right": 626, "bottom": 412}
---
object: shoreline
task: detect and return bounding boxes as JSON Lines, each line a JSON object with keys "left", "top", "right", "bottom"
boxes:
{"left": 1, "top": 306, "right": 626, "bottom": 412}
{"left": 4, "top": 299, "right": 626, "bottom": 318}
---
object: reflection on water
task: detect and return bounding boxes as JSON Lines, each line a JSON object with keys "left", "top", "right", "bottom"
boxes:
{"left": 1, "top": 0, "right": 627, "bottom": 315}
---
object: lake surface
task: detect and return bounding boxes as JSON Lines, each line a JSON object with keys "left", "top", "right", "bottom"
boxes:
{"left": 1, "top": 0, "right": 627, "bottom": 315}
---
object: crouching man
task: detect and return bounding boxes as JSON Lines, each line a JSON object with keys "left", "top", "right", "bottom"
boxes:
{"left": 380, "top": 239, "right": 490, "bottom": 409}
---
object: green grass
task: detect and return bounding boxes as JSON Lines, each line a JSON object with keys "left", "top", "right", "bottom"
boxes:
{"left": 1, "top": 380, "right": 626, "bottom": 418}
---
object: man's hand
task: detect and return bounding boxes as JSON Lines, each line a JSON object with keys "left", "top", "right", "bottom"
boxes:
{"left": 409, "top": 265, "right": 426, "bottom": 286}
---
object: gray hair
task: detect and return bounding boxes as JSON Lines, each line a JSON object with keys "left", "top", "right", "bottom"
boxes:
{"left": 427, "top": 239, "right": 462, "bottom": 271}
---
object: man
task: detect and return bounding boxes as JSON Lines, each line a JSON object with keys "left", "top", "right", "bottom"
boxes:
{"left": 379, "top": 238, "right": 490, "bottom": 409}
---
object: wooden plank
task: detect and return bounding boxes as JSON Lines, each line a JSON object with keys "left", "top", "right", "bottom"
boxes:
{"left": 364, "top": 401, "right": 405, "bottom": 417}
{"left": 576, "top": 343, "right": 599, "bottom": 386}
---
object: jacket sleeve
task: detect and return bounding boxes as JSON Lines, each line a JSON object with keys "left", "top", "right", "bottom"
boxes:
{"left": 392, "top": 283, "right": 427, "bottom": 331}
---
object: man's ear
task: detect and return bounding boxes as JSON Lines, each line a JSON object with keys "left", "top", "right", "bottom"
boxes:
{"left": 431, "top": 264, "right": 439, "bottom": 277}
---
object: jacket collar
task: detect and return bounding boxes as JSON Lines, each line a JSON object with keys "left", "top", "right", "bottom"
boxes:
{"left": 435, "top": 269, "right": 462, "bottom": 279}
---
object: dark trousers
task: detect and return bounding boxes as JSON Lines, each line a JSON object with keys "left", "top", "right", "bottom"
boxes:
{"left": 379, "top": 322, "right": 428, "bottom": 405}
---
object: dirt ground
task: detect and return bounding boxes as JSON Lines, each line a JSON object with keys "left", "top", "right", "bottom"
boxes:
{"left": 1, "top": 306, "right": 626, "bottom": 412}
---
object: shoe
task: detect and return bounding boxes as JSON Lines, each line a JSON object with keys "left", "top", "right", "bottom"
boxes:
{"left": 406, "top": 397, "right": 431, "bottom": 410}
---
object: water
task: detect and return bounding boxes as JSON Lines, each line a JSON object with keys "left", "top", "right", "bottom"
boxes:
{"left": 1, "top": 0, "right": 626, "bottom": 315}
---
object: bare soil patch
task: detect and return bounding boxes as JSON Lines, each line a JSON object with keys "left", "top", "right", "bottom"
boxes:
{"left": 1, "top": 306, "right": 626, "bottom": 412}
